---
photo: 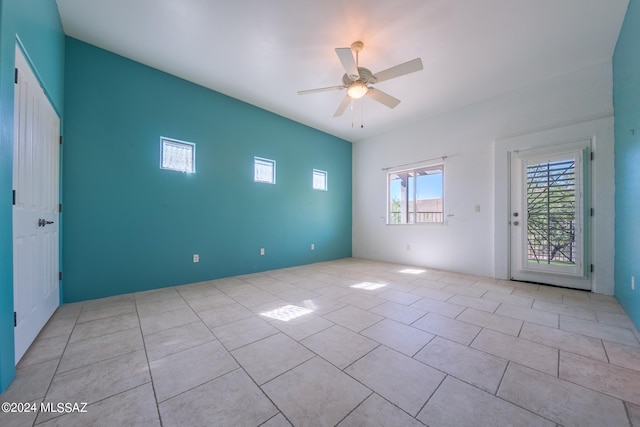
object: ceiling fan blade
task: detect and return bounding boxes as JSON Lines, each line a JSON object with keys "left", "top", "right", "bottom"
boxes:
{"left": 335, "top": 47, "right": 360, "bottom": 81}
{"left": 297, "top": 85, "right": 345, "bottom": 95}
{"left": 366, "top": 88, "right": 401, "bottom": 109}
{"left": 333, "top": 95, "right": 352, "bottom": 117}
{"left": 372, "top": 58, "right": 423, "bottom": 83}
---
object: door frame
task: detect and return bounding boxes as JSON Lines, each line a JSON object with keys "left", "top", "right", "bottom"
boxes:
{"left": 494, "top": 117, "right": 615, "bottom": 295}
{"left": 508, "top": 141, "right": 591, "bottom": 289}
{"left": 12, "top": 43, "right": 61, "bottom": 363}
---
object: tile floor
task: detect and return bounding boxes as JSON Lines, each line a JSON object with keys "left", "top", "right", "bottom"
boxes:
{"left": 2, "top": 258, "right": 640, "bottom": 426}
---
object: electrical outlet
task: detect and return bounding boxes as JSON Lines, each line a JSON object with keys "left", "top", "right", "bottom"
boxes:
{"left": 475, "top": 205, "right": 481, "bottom": 213}
{"left": 260, "top": 248, "right": 265, "bottom": 256}
{"left": 193, "top": 254, "right": 199, "bottom": 263}
{"left": 311, "top": 243, "right": 315, "bottom": 250}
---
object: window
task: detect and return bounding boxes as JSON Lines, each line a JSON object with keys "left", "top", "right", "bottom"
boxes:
{"left": 160, "top": 137, "right": 195, "bottom": 173}
{"left": 254, "top": 157, "right": 276, "bottom": 184}
{"left": 388, "top": 164, "right": 444, "bottom": 224}
{"left": 313, "top": 169, "right": 327, "bottom": 191}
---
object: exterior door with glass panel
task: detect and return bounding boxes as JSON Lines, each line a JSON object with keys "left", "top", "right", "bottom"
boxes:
{"left": 509, "top": 141, "right": 591, "bottom": 290}
{"left": 13, "top": 46, "right": 60, "bottom": 362}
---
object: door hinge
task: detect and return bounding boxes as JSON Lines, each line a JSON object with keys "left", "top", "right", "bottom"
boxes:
{"left": 14, "top": 68, "right": 18, "bottom": 84}
{"left": 590, "top": 264, "right": 594, "bottom": 273}
{"left": 12, "top": 190, "right": 16, "bottom": 205}
{"left": 59, "top": 271, "right": 63, "bottom": 281}
{"left": 59, "top": 135, "right": 63, "bottom": 145}
{"left": 59, "top": 203, "right": 62, "bottom": 213}
{"left": 590, "top": 208, "right": 594, "bottom": 217}
{"left": 590, "top": 152, "right": 594, "bottom": 161}
{"left": 14, "top": 312, "right": 17, "bottom": 327}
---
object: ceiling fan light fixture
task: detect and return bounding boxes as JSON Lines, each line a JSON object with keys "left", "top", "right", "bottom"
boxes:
{"left": 347, "top": 81, "right": 368, "bottom": 99}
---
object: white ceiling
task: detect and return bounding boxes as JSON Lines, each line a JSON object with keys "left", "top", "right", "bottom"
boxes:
{"left": 55, "top": 0, "right": 629, "bottom": 143}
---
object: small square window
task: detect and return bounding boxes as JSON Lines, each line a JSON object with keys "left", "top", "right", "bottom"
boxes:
{"left": 161, "top": 137, "right": 195, "bottom": 173}
{"left": 313, "top": 169, "right": 327, "bottom": 191}
{"left": 254, "top": 157, "right": 276, "bottom": 184}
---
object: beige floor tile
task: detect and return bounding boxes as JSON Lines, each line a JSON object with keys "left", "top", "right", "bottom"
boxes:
{"left": 482, "top": 290, "right": 533, "bottom": 308}
{"left": 276, "top": 288, "right": 322, "bottom": 303}
{"left": 301, "top": 325, "right": 378, "bottom": 369}
{"left": 68, "top": 311, "right": 139, "bottom": 343}
{"left": 559, "top": 351, "right": 640, "bottom": 405}
{"left": 263, "top": 357, "right": 370, "bottom": 427}
{"left": 411, "top": 278, "right": 448, "bottom": 290}
{"left": 150, "top": 340, "right": 238, "bottom": 402}
{"left": 560, "top": 316, "right": 640, "bottom": 347}
{"left": 512, "top": 288, "right": 563, "bottom": 304}
{"left": 345, "top": 346, "right": 445, "bottom": 416}
{"left": 58, "top": 327, "right": 144, "bottom": 372}
{"left": 472, "top": 329, "right": 558, "bottom": 376}
{"left": 139, "top": 306, "right": 199, "bottom": 335}
{"left": 159, "top": 369, "right": 277, "bottom": 427}
{"left": 519, "top": 322, "right": 607, "bottom": 361}
{"left": 418, "top": 376, "right": 554, "bottom": 427}
{"left": 361, "top": 318, "right": 434, "bottom": 357}
{"left": 471, "top": 280, "right": 515, "bottom": 294}
{"left": 231, "top": 333, "right": 314, "bottom": 385}
{"left": 597, "top": 310, "right": 637, "bottom": 329}
{"left": 295, "top": 296, "right": 347, "bottom": 316}
{"left": 183, "top": 292, "right": 235, "bottom": 312}
{"left": 496, "top": 303, "right": 559, "bottom": 328}
{"left": 415, "top": 337, "right": 507, "bottom": 394}
{"left": 76, "top": 300, "right": 136, "bottom": 324}
{"left": 604, "top": 341, "right": 640, "bottom": 371}
{"left": 49, "top": 303, "right": 82, "bottom": 320}
{"left": 314, "top": 285, "right": 354, "bottom": 299}
{"left": 441, "top": 283, "right": 487, "bottom": 297}
{"left": 456, "top": 308, "right": 523, "bottom": 336}
{"left": 338, "top": 393, "right": 424, "bottom": 427}
{"left": 628, "top": 402, "right": 640, "bottom": 426}
{"left": 370, "top": 301, "right": 426, "bottom": 324}
{"left": 532, "top": 299, "right": 597, "bottom": 321}
{"left": 197, "top": 302, "right": 253, "bottom": 328}
{"left": 231, "top": 289, "right": 280, "bottom": 308}
{"left": 412, "top": 312, "right": 481, "bottom": 345}
{"left": 136, "top": 297, "right": 190, "bottom": 318}
{"left": 261, "top": 413, "right": 292, "bottom": 427}
{"left": 271, "top": 313, "right": 334, "bottom": 341}
{"left": 144, "top": 321, "right": 215, "bottom": 360}
{"left": 37, "top": 316, "right": 76, "bottom": 340}
{"left": 410, "top": 298, "right": 465, "bottom": 318}
{"left": 0, "top": 359, "right": 57, "bottom": 402}
{"left": 377, "top": 289, "right": 422, "bottom": 305}
{"left": 498, "top": 363, "right": 629, "bottom": 427}
{"left": 409, "top": 286, "right": 456, "bottom": 301}
{"left": 17, "top": 334, "right": 68, "bottom": 368}
{"left": 323, "top": 306, "right": 383, "bottom": 332}
{"left": 41, "top": 350, "right": 150, "bottom": 423}
{"left": 134, "top": 286, "right": 180, "bottom": 304}
{"left": 448, "top": 294, "right": 500, "bottom": 313}
{"left": 38, "top": 383, "right": 160, "bottom": 427}
{"left": 211, "top": 315, "right": 278, "bottom": 351}
{"left": 338, "top": 293, "right": 386, "bottom": 310}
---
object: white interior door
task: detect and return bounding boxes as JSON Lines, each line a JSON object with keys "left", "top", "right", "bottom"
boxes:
{"left": 13, "top": 46, "right": 60, "bottom": 363}
{"left": 509, "top": 141, "right": 591, "bottom": 290}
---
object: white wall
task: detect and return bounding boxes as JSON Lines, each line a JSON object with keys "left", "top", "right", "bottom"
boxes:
{"left": 352, "top": 60, "right": 615, "bottom": 292}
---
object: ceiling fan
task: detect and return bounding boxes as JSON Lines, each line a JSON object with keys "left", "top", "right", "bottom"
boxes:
{"left": 298, "top": 41, "right": 423, "bottom": 117}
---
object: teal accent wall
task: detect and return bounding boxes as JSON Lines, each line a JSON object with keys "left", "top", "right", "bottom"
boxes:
{"left": 0, "top": 0, "right": 64, "bottom": 394}
{"left": 613, "top": 0, "right": 640, "bottom": 330}
{"left": 63, "top": 38, "right": 352, "bottom": 303}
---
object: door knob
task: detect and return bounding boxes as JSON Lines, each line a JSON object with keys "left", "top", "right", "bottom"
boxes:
{"left": 513, "top": 221, "right": 519, "bottom": 226}
{"left": 38, "top": 218, "right": 55, "bottom": 227}
{"left": 513, "top": 212, "right": 519, "bottom": 217}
